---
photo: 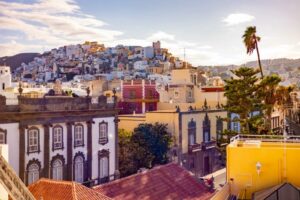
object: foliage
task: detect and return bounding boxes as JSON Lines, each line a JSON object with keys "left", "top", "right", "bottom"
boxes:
{"left": 118, "top": 129, "right": 136, "bottom": 177}
{"left": 118, "top": 123, "right": 172, "bottom": 177}
{"left": 224, "top": 67, "right": 262, "bottom": 133}
{"left": 132, "top": 123, "right": 172, "bottom": 168}
{"left": 242, "top": 26, "right": 263, "bottom": 78}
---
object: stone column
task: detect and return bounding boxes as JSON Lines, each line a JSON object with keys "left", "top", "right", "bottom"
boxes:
{"left": 19, "top": 125, "right": 26, "bottom": 182}
{"left": 43, "top": 124, "right": 51, "bottom": 178}
{"left": 114, "top": 116, "right": 120, "bottom": 179}
{"left": 86, "top": 121, "right": 93, "bottom": 180}
{"left": 66, "top": 122, "right": 73, "bottom": 181}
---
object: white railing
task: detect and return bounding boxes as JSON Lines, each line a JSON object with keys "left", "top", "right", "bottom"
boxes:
{"left": 0, "top": 155, "right": 35, "bottom": 200}
{"left": 230, "top": 134, "right": 300, "bottom": 143}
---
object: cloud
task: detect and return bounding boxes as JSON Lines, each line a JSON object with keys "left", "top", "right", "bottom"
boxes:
{"left": 222, "top": 13, "right": 255, "bottom": 26}
{"left": 0, "top": 0, "right": 123, "bottom": 55}
{"left": 0, "top": 41, "right": 44, "bottom": 56}
{"left": 147, "top": 31, "right": 175, "bottom": 41}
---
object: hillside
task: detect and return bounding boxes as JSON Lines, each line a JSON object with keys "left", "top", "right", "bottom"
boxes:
{"left": 0, "top": 53, "right": 40, "bottom": 72}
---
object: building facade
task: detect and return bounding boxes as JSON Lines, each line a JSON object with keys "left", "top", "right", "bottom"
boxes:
{"left": 119, "top": 108, "right": 227, "bottom": 177}
{"left": 119, "top": 79, "right": 159, "bottom": 114}
{"left": 0, "top": 93, "right": 118, "bottom": 186}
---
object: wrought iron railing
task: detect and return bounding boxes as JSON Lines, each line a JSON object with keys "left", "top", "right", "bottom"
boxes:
{"left": 230, "top": 134, "right": 300, "bottom": 143}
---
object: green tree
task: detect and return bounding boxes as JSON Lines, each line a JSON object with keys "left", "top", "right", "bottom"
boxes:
{"left": 118, "top": 123, "right": 172, "bottom": 177}
{"left": 131, "top": 123, "right": 172, "bottom": 168}
{"left": 242, "top": 26, "right": 264, "bottom": 78}
{"left": 257, "top": 74, "right": 281, "bottom": 132}
{"left": 224, "top": 67, "right": 262, "bottom": 133}
{"left": 118, "top": 129, "right": 136, "bottom": 177}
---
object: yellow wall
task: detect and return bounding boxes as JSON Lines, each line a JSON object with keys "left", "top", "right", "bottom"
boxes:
{"left": 181, "top": 111, "right": 227, "bottom": 153}
{"left": 118, "top": 115, "right": 146, "bottom": 132}
{"left": 227, "top": 141, "right": 300, "bottom": 199}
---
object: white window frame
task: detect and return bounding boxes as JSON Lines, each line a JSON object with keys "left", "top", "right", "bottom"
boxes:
{"left": 52, "top": 159, "right": 63, "bottom": 180}
{"left": 74, "top": 125, "right": 84, "bottom": 147}
{"left": 28, "top": 129, "right": 39, "bottom": 153}
{"left": 74, "top": 156, "right": 84, "bottom": 183}
{"left": 28, "top": 163, "right": 39, "bottom": 185}
{"left": 53, "top": 127, "right": 63, "bottom": 149}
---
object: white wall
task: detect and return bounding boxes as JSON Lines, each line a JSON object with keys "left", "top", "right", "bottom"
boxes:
{"left": 0, "top": 123, "right": 19, "bottom": 175}
{"left": 72, "top": 122, "right": 88, "bottom": 160}
{"left": 49, "top": 123, "right": 68, "bottom": 163}
{"left": 91, "top": 117, "right": 116, "bottom": 180}
{"left": 25, "top": 125, "right": 45, "bottom": 170}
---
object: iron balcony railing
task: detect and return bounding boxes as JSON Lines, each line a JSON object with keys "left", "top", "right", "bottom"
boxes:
{"left": 230, "top": 134, "right": 300, "bottom": 143}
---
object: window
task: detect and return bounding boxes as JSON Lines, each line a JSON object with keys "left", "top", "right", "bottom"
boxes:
{"left": 28, "top": 128, "right": 39, "bottom": 153}
{"left": 216, "top": 117, "right": 223, "bottom": 140}
{"left": 28, "top": 163, "right": 39, "bottom": 185}
{"left": 99, "top": 122, "right": 108, "bottom": 145}
{"left": 99, "top": 150, "right": 109, "bottom": 183}
{"left": 174, "top": 90, "right": 179, "bottom": 99}
{"left": 53, "top": 126, "right": 63, "bottom": 150}
{"left": 129, "top": 90, "right": 136, "bottom": 99}
{"left": 203, "top": 113, "right": 211, "bottom": 143}
{"left": 74, "top": 124, "right": 84, "bottom": 147}
{"left": 0, "top": 129, "right": 6, "bottom": 144}
{"left": 52, "top": 159, "right": 63, "bottom": 180}
{"left": 233, "top": 117, "right": 239, "bottom": 132}
{"left": 188, "top": 119, "right": 196, "bottom": 146}
{"left": 74, "top": 156, "right": 84, "bottom": 183}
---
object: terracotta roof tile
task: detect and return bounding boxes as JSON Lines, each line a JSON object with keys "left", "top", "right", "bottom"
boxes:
{"left": 28, "top": 178, "right": 111, "bottom": 200}
{"left": 94, "top": 163, "right": 214, "bottom": 200}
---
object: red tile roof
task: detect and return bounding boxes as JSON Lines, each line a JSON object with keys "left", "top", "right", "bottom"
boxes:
{"left": 28, "top": 178, "right": 112, "bottom": 200}
{"left": 94, "top": 163, "right": 214, "bottom": 200}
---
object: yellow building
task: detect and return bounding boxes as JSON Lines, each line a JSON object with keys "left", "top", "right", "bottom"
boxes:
{"left": 213, "top": 134, "right": 300, "bottom": 200}
{"left": 119, "top": 108, "right": 227, "bottom": 177}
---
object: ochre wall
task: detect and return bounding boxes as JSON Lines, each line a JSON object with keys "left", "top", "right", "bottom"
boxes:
{"left": 227, "top": 142, "right": 300, "bottom": 199}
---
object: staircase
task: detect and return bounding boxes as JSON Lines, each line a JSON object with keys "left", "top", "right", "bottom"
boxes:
{"left": 0, "top": 154, "right": 35, "bottom": 200}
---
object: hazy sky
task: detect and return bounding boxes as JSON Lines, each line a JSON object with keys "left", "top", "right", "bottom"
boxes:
{"left": 0, "top": 0, "right": 300, "bottom": 65}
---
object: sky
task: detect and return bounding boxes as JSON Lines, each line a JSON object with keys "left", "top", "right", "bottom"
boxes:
{"left": 0, "top": 0, "right": 300, "bottom": 66}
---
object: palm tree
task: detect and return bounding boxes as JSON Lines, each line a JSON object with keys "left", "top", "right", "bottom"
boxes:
{"left": 242, "top": 26, "right": 264, "bottom": 78}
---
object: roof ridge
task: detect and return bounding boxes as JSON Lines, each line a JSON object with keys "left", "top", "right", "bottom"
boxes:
{"left": 94, "top": 163, "right": 177, "bottom": 189}
{"left": 72, "top": 182, "right": 78, "bottom": 200}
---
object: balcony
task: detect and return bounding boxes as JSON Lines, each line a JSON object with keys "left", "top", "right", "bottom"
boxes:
{"left": 188, "top": 141, "right": 217, "bottom": 153}
{"left": 188, "top": 143, "right": 202, "bottom": 153}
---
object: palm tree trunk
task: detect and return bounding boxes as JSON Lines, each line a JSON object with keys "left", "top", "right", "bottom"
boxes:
{"left": 255, "top": 40, "right": 264, "bottom": 78}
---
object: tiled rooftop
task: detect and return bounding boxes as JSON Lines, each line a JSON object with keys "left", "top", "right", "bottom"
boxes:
{"left": 28, "top": 178, "right": 111, "bottom": 200}
{"left": 94, "top": 163, "right": 214, "bottom": 200}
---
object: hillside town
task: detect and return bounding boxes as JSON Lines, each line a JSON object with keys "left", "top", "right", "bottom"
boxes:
{"left": 1, "top": 0, "right": 300, "bottom": 200}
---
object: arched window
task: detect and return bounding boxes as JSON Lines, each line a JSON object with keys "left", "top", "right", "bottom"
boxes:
{"left": 74, "top": 124, "right": 84, "bottom": 147}
{"left": 52, "top": 159, "right": 63, "bottom": 180}
{"left": 74, "top": 155, "right": 84, "bottom": 183}
{"left": 0, "top": 128, "right": 7, "bottom": 144}
{"left": 99, "top": 122, "right": 108, "bottom": 145}
{"left": 203, "top": 113, "right": 211, "bottom": 143}
{"left": 53, "top": 126, "right": 63, "bottom": 150}
{"left": 28, "top": 127, "right": 40, "bottom": 153}
{"left": 99, "top": 150, "right": 109, "bottom": 183}
{"left": 188, "top": 119, "right": 196, "bottom": 146}
{"left": 27, "top": 163, "right": 40, "bottom": 185}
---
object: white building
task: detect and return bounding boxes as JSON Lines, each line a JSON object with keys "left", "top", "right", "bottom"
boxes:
{"left": 134, "top": 60, "right": 148, "bottom": 70}
{"left": 0, "top": 93, "right": 119, "bottom": 186}
{"left": 0, "top": 66, "right": 12, "bottom": 92}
